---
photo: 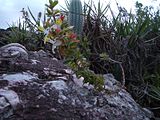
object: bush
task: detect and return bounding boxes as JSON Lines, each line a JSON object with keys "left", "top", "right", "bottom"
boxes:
{"left": 82, "top": 0, "right": 160, "bottom": 116}
{"left": 22, "top": 0, "right": 104, "bottom": 90}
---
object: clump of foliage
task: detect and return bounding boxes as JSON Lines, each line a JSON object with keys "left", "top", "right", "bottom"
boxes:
{"left": 42, "top": 0, "right": 104, "bottom": 90}
{"left": 110, "top": 1, "right": 160, "bottom": 107}
{"left": 4, "top": 12, "right": 45, "bottom": 51}
{"left": 81, "top": 0, "right": 160, "bottom": 116}
{"left": 22, "top": 0, "right": 104, "bottom": 90}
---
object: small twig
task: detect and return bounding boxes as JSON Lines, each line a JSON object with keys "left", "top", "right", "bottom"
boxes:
{"left": 148, "top": 107, "right": 160, "bottom": 110}
{"left": 119, "top": 63, "right": 125, "bottom": 87}
{"left": 108, "top": 58, "right": 125, "bottom": 88}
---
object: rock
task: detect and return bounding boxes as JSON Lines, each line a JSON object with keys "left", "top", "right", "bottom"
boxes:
{"left": 0, "top": 43, "right": 28, "bottom": 61}
{"left": 0, "top": 96, "right": 13, "bottom": 119}
{"left": 0, "top": 89, "right": 20, "bottom": 110}
{"left": 0, "top": 43, "right": 154, "bottom": 120}
{"left": 2, "top": 72, "right": 38, "bottom": 81}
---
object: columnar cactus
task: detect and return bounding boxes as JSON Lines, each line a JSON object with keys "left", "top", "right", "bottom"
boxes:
{"left": 68, "top": 0, "right": 83, "bottom": 36}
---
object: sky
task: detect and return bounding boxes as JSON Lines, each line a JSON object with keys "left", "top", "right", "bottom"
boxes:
{"left": 0, "top": 0, "right": 159, "bottom": 29}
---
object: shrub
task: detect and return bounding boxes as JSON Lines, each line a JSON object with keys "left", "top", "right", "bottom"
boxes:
{"left": 82, "top": 0, "right": 160, "bottom": 115}
{"left": 22, "top": 0, "right": 104, "bottom": 90}
{"left": 4, "top": 12, "right": 45, "bottom": 51}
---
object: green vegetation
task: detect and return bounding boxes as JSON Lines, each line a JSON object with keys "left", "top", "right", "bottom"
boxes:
{"left": 82, "top": 0, "right": 160, "bottom": 116}
{"left": 3, "top": 10, "right": 45, "bottom": 50}
{"left": 3, "top": 0, "right": 160, "bottom": 117}
{"left": 23, "top": 0, "right": 104, "bottom": 90}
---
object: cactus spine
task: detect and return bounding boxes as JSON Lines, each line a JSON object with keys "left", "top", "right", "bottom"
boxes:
{"left": 68, "top": 0, "right": 83, "bottom": 36}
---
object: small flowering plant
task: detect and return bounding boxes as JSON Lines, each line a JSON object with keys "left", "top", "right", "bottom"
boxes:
{"left": 38, "top": 0, "right": 79, "bottom": 57}
{"left": 21, "top": 0, "right": 104, "bottom": 90}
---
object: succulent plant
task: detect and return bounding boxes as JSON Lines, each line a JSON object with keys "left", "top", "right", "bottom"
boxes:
{"left": 68, "top": 0, "right": 83, "bottom": 36}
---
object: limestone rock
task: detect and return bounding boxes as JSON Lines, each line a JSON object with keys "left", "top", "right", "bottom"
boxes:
{"left": 0, "top": 43, "right": 28, "bottom": 61}
{"left": 0, "top": 43, "right": 154, "bottom": 120}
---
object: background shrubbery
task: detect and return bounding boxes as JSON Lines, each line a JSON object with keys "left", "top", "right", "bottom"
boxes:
{"left": 83, "top": 1, "right": 160, "bottom": 116}
{"left": 82, "top": 0, "right": 160, "bottom": 116}
{"left": 2, "top": 0, "right": 160, "bottom": 117}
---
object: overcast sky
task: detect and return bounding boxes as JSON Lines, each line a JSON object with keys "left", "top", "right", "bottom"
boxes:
{"left": 0, "top": 0, "right": 159, "bottom": 29}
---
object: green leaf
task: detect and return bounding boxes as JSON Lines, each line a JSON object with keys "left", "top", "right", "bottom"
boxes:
{"left": 46, "top": 8, "right": 52, "bottom": 15}
{"left": 37, "top": 12, "right": 42, "bottom": 26}
{"left": 44, "top": 35, "right": 50, "bottom": 44}
{"left": 61, "top": 26, "right": 74, "bottom": 33}
{"left": 28, "top": 7, "right": 39, "bottom": 27}
{"left": 148, "top": 85, "right": 160, "bottom": 101}
{"left": 38, "top": 26, "right": 44, "bottom": 32}
{"left": 49, "top": 0, "right": 58, "bottom": 9}
{"left": 45, "top": 4, "right": 50, "bottom": 8}
{"left": 53, "top": 10, "right": 60, "bottom": 15}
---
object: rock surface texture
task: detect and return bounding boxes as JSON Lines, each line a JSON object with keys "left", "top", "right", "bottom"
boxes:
{"left": 0, "top": 43, "right": 154, "bottom": 120}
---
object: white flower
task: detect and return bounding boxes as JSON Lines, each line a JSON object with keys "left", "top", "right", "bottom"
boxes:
{"left": 48, "top": 39, "right": 62, "bottom": 54}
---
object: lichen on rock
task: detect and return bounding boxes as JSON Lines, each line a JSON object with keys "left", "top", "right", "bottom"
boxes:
{"left": 0, "top": 43, "right": 154, "bottom": 120}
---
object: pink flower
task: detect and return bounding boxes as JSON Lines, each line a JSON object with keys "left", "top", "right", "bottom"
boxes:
{"left": 60, "top": 15, "right": 65, "bottom": 21}
{"left": 68, "top": 33, "right": 77, "bottom": 39}
{"left": 55, "top": 28, "right": 61, "bottom": 33}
